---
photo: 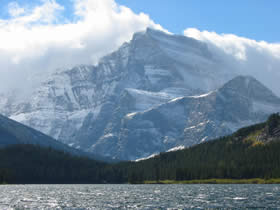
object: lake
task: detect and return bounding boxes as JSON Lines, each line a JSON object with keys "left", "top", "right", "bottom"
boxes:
{"left": 0, "top": 184, "right": 279, "bottom": 209}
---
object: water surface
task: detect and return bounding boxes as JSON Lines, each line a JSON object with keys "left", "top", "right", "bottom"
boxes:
{"left": 0, "top": 184, "right": 279, "bottom": 209}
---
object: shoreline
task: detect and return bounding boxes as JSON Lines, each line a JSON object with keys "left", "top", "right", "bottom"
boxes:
{"left": 142, "top": 178, "right": 280, "bottom": 184}
{"left": 1, "top": 178, "right": 280, "bottom": 185}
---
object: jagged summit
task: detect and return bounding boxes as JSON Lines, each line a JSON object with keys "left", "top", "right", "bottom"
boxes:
{"left": 131, "top": 27, "right": 213, "bottom": 62}
{"left": 104, "top": 75, "right": 280, "bottom": 160}
{"left": 219, "top": 75, "right": 280, "bottom": 104}
{"left": 134, "top": 27, "right": 204, "bottom": 44}
{"left": 222, "top": 75, "right": 266, "bottom": 91}
{"left": 132, "top": 27, "right": 167, "bottom": 39}
{"left": 0, "top": 28, "right": 279, "bottom": 160}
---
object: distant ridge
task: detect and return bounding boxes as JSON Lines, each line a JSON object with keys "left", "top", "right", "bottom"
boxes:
{"left": 124, "top": 113, "right": 280, "bottom": 182}
{"left": 98, "top": 75, "right": 280, "bottom": 160}
{"left": 0, "top": 114, "right": 114, "bottom": 162}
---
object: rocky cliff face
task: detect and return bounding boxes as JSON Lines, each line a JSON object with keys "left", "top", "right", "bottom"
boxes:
{"left": 88, "top": 76, "right": 280, "bottom": 160}
{"left": 0, "top": 28, "right": 278, "bottom": 160}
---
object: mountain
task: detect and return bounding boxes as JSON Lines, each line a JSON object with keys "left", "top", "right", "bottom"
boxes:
{"left": 0, "top": 29, "right": 234, "bottom": 154}
{"left": 125, "top": 113, "right": 280, "bottom": 183}
{"left": 0, "top": 114, "right": 112, "bottom": 162}
{"left": 0, "top": 28, "right": 279, "bottom": 160}
{"left": 2, "top": 113, "right": 280, "bottom": 184}
{"left": 0, "top": 113, "right": 71, "bottom": 149}
{"left": 90, "top": 75, "right": 280, "bottom": 160}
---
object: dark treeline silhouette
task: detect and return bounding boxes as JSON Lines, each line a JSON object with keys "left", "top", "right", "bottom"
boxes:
{"left": 1, "top": 114, "right": 280, "bottom": 184}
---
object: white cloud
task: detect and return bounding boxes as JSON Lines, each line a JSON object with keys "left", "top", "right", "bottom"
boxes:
{"left": 2, "top": 0, "right": 279, "bottom": 98}
{"left": 4, "top": 0, "right": 64, "bottom": 25}
{"left": 184, "top": 28, "right": 280, "bottom": 96}
{"left": 0, "top": 0, "right": 165, "bottom": 93}
{"left": 8, "top": 2, "right": 25, "bottom": 17}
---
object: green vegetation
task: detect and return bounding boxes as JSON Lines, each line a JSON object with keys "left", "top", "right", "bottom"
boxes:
{"left": 123, "top": 138, "right": 280, "bottom": 183}
{"left": 0, "top": 113, "right": 280, "bottom": 184}
{"left": 121, "top": 113, "right": 280, "bottom": 183}
{"left": 0, "top": 144, "right": 124, "bottom": 184}
{"left": 144, "top": 178, "right": 280, "bottom": 184}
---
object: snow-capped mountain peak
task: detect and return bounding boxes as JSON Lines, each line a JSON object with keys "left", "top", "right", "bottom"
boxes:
{"left": 1, "top": 29, "right": 279, "bottom": 160}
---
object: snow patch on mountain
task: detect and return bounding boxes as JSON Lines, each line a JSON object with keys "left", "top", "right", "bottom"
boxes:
{"left": 1, "top": 29, "right": 280, "bottom": 160}
{"left": 190, "top": 91, "right": 214, "bottom": 98}
{"left": 135, "top": 153, "right": 158, "bottom": 162}
{"left": 167, "top": 145, "right": 185, "bottom": 152}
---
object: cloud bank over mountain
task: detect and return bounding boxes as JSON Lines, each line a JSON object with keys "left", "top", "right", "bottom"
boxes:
{"left": 184, "top": 28, "right": 280, "bottom": 95}
{"left": 0, "top": 0, "right": 279, "bottom": 96}
{"left": 0, "top": 0, "right": 164, "bottom": 92}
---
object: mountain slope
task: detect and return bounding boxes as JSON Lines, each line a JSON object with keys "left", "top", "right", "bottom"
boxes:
{"left": 0, "top": 114, "right": 70, "bottom": 149}
{"left": 0, "top": 28, "right": 278, "bottom": 160}
{"left": 0, "top": 114, "right": 111, "bottom": 161}
{"left": 89, "top": 76, "right": 280, "bottom": 160}
{"left": 125, "top": 113, "right": 280, "bottom": 182}
{"left": 1, "top": 114, "right": 280, "bottom": 184}
{"left": 0, "top": 28, "right": 234, "bottom": 153}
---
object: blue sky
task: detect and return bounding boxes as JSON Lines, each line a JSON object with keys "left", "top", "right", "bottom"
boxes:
{"left": 116, "top": 0, "right": 280, "bottom": 43}
{"left": 0, "top": 0, "right": 75, "bottom": 21}
{"left": 0, "top": 0, "right": 279, "bottom": 42}
{"left": 0, "top": 0, "right": 280, "bottom": 93}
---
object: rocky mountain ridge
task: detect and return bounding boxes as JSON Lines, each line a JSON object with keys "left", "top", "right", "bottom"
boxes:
{"left": 89, "top": 76, "right": 280, "bottom": 160}
{"left": 0, "top": 28, "right": 279, "bottom": 160}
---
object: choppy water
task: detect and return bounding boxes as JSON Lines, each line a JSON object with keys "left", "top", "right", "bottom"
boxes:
{"left": 0, "top": 184, "right": 279, "bottom": 209}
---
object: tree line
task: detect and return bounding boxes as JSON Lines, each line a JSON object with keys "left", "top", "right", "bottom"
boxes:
{"left": 1, "top": 114, "right": 280, "bottom": 184}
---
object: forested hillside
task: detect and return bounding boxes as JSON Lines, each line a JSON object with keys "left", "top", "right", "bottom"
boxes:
{"left": 0, "top": 145, "right": 107, "bottom": 184}
{"left": 123, "top": 113, "right": 280, "bottom": 183}
{"left": 1, "top": 114, "right": 280, "bottom": 184}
